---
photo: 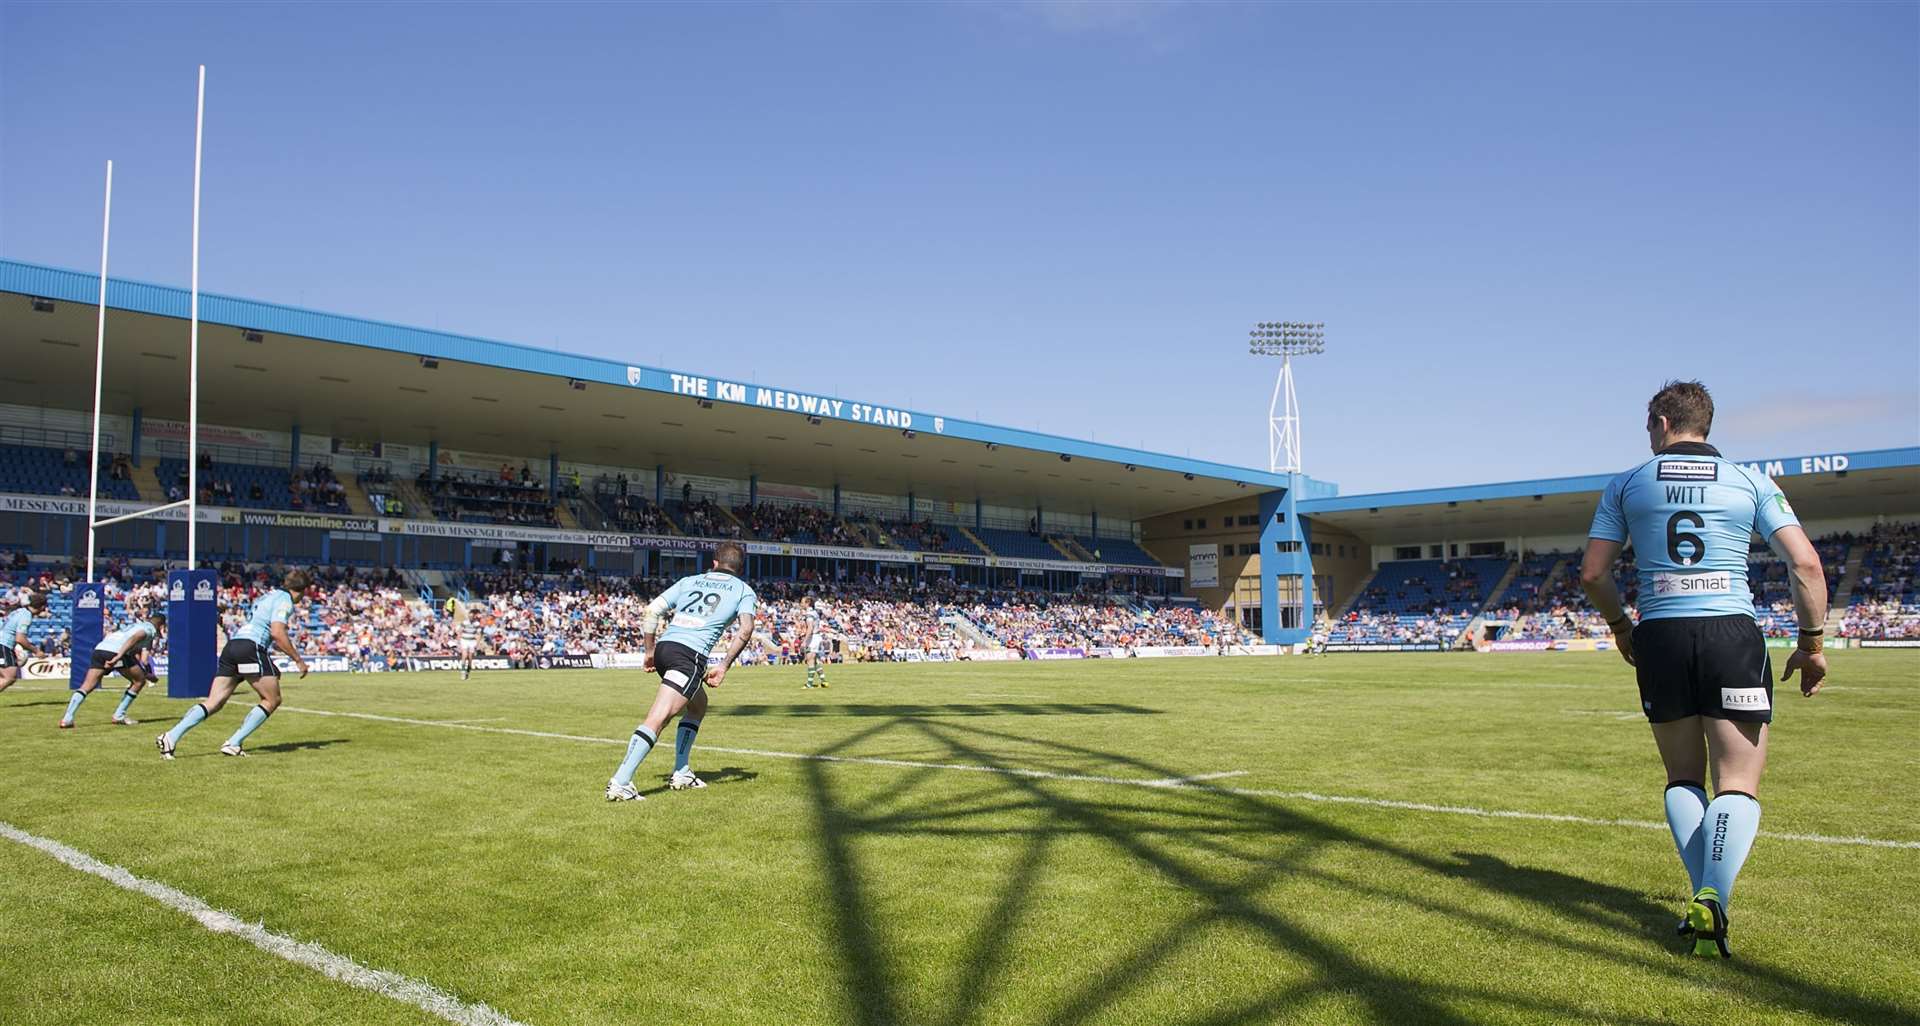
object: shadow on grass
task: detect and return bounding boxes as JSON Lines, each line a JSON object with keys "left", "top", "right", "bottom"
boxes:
{"left": 794, "top": 713, "right": 1914, "bottom": 1026}
{"left": 637, "top": 766, "right": 761, "bottom": 797}
{"left": 726, "top": 702, "right": 1161, "bottom": 719}
{"left": 245, "top": 738, "right": 351, "bottom": 754}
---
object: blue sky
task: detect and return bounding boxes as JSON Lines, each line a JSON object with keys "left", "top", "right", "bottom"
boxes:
{"left": 2, "top": 1, "right": 1914, "bottom": 494}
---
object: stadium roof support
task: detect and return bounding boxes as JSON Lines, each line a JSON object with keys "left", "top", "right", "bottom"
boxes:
{"left": 0, "top": 259, "right": 1332, "bottom": 520}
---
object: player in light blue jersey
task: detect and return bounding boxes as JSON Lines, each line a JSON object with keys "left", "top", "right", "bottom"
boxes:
{"left": 157, "top": 570, "right": 312, "bottom": 760}
{"left": 0, "top": 591, "right": 51, "bottom": 694}
{"left": 60, "top": 612, "right": 166, "bottom": 728}
{"left": 606, "top": 542, "right": 758, "bottom": 801}
{"left": 1580, "top": 381, "right": 1828, "bottom": 959}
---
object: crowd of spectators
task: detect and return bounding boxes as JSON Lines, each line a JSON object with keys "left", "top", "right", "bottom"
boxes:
{"left": 418, "top": 467, "right": 558, "bottom": 526}
{"left": 734, "top": 502, "right": 859, "bottom": 546}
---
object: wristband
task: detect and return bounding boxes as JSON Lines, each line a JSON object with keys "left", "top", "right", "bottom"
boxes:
{"left": 1797, "top": 627, "right": 1823, "bottom": 636}
{"left": 1798, "top": 634, "right": 1824, "bottom": 654}
{"left": 1608, "top": 616, "right": 1632, "bottom": 632}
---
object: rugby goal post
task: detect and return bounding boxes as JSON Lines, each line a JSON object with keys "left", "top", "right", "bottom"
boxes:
{"left": 80, "top": 67, "right": 220, "bottom": 697}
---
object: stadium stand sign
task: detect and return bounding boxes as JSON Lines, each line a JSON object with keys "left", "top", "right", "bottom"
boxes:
{"left": 652, "top": 370, "right": 926, "bottom": 431}
{"left": 1, "top": 492, "right": 237, "bottom": 524}
{"left": 535, "top": 653, "right": 595, "bottom": 670}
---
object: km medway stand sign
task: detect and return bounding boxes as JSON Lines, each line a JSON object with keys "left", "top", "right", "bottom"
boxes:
{"left": 167, "top": 569, "right": 218, "bottom": 699}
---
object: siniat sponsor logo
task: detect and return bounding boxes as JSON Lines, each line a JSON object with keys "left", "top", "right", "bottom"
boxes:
{"left": 193, "top": 580, "right": 215, "bottom": 601}
{"left": 77, "top": 591, "right": 100, "bottom": 609}
{"left": 1711, "top": 812, "right": 1729, "bottom": 862}
{"left": 170, "top": 581, "right": 186, "bottom": 601}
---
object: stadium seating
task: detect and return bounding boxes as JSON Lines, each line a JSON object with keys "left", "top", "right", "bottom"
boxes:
{"left": 156, "top": 457, "right": 314, "bottom": 511}
{"left": 0, "top": 443, "right": 140, "bottom": 501}
{"left": 1076, "top": 535, "right": 1162, "bottom": 567}
{"left": 417, "top": 470, "right": 557, "bottom": 526}
{"left": 969, "top": 527, "right": 1067, "bottom": 561}
{"left": 884, "top": 520, "right": 984, "bottom": 555}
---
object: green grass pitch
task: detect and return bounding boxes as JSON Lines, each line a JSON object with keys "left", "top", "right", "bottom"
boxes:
{"left": 3, "top": 652, "right": 1916, "bottom": 1026}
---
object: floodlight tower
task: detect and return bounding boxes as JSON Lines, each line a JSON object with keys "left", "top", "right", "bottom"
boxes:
{"left": 1249, "top": 321, "right": 1325, "bottom": 474}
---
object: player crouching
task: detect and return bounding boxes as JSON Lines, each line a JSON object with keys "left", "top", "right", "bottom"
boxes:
{"left": 156, "top": 570, "right": 311, "bottom": 759}
{"left": 0, "top": 591, "right": 51, "bottom": 693}
{"left": 606, "top": 541, "right": 758, "bottom": 801}
{"left": 60, "top": 612, "right": 165, "bottom": 727}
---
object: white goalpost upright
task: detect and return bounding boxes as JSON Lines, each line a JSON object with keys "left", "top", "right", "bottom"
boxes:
{"left": 85, "top": 69, "right": 209, "bottom": 576}
{"left": 187, "top": 63, "right": 205, "bottom": 570}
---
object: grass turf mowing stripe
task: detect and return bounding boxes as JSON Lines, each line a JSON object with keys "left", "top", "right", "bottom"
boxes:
{"left": 282, "top": 706, "right": 1920, "bottom": 851}
{"left": 0, "top": 820, "right": 530, "bottom": 1026}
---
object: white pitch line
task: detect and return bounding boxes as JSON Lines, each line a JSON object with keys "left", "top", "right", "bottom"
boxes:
{"left": 281, "top": 707, "right": 1920, "bottom": 851}
{"left": 0, "top": 820, "right": 530, "bottom": 1026}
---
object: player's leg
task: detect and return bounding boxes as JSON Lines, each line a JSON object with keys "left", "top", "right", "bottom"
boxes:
{"left": 609, "top": 682, "right": 688, "bottom": 799}
{"left": 158, "top": 674, "right": 240, "bottom": 758}
{"left": 1650, "top": 717, "right": 1710, "bottom": 907}
{"left": 670, "top": 685, "right": 709, "bottom": 789}
{"left": 1633, "top": 618, "right": 1715, "bottom": 939}
{"left": 111, "top": 665, "right": 150, "bottom": 724}
{"left": 221, "top": 673, "right": 283, "bottom": 756}
{"left": 59, "top": 667, "right": 108, "bottom": 727}
{"left": 0, "top": 658, "right": 18, "bottom": 692}
{"left": 817, "top": 647, "right": 829, "bottom": 688}
{"left": 1683, "top": 617, "right": 1774, "bottom": 957}
{"left": 803, "top": 649, "right": 815, "bottom": 688}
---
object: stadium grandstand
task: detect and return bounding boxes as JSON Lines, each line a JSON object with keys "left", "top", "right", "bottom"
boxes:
{"left": 3, "top": 256, "right": 1918, "bottom": 668}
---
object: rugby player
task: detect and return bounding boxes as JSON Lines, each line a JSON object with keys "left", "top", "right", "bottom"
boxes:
{"left": 456, "top": 605, "right": 481, "bottom": 681}
{"left": 0, "top": 591, "right": 50, "bottom": 693}
{"left": 1579, "top": 381, "right": 1827, "bottom": 959}
{"left": 799, "top": 595, "right": 830, "bottom": 689}
{"left": 605, "top": 541, "right": 757, "bottom": 801}
{"left": 59, "top": 612, "right": 166, "bottom": 727}
{"left": 156, "top": 570, "right": 312, "bottom": 759}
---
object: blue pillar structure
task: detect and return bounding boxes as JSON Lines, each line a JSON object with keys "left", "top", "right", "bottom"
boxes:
{"left": 832, "top": 483, "right": 842, "bottom": 517}
{"left": 289, "top": 424, "right": 301, "bottom": 478}
{"left": 655, "top": 464, "right": 665, "bottom": 506}
{"left": 907, "top": 492, "right": 915, "bottom": 521}
{"left": 975, "top": 498, "right": 983, "bottom": 532}
{"left": 1036, "top": 503, "right": 1043, "bottom": 532}
{"left": 165, "top": 569, "right": 219, "bottom": 698}
{"left": 1257, "top": 479, "right": 1315, "bottom": 646}
{"left": 749, "top": 475, "right": 758, "bottom": 507}
{"left": 1090, "top": 510, "right": 1098, "bottom": 542}
{"left": 428, "top": 440, "right": 439, "bottom": 480}
{"left": 130, "top": 407, "right": 143, "bottom": 467}
{"left": 550, "top": 452, "right": 560, "bottom": 499}
{"left": 69, "top": 583, "right": 106, "bottom": 690}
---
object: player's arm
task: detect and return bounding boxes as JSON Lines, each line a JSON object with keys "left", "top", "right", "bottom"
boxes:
{"left": 1579, "top": 476, "right": 1636, "bottom": 666}
{"left": 112, "top": 632, "right": 144, "bottom": 662}
{"left": 639, "top": 590, "right": 674, "bottom": 670}
{"left": 270, "top": 620, "right": 309, "bottom": 679}
{"left": 1578, "top": 539, "right": 1636, "bottom": 666}
{"left": 1767, "top": 524, "right": 1828, "bottom": 696}
{"left": 708, "top": 611, "right": 756, "bottom": 687}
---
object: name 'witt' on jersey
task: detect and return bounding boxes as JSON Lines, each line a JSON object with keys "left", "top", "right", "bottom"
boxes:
{"left": 1589, "top": 451, "right": 1799, "bottom": 621}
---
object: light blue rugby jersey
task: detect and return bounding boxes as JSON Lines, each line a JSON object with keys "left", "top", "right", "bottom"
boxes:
{"left": 2, "top": 607, "right": 32, "bottom": 649}
{"left": 98, "top": 620, "right": 158, "bottom": 655}
{"left": 236, "top": 589, "right": 295, "bottom": 646}
{"left": 656, "top": 571, "right": 758, "bottom": 654}
{"left": 1588, "top": 443, "right": 1800, "bottom": 621}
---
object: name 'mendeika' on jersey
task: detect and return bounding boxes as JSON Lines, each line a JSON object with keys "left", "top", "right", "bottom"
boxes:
{"left": 1589, "top": 443, "right": 1800, "bottom": 621}
{"left": 655, "top": 571, "right": 758, "bottom": 655}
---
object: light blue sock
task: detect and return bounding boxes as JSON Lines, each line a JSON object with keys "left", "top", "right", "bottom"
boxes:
{"left": 113, "top": 688, "right": 140, "bottom": 720}
{"left": 1663, "top": 781, "right": 1709, "bottom": 892}
{"left": 674, "top": 719, "right": 701, "bottom": 774}
{"left": 165, "top": 703, "right": 209, "bottom": 746}
{"left": 1702, "top": 792, "right": 1761, "bottom": 905}
{"left": 62, "top": 690, "right": 88, "bottom": 723}
{"left": 224, "top": 706, "right": 272, "bottom": 748}
{"left": 612, "top": 725, "right": 658, "bottom": 787}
